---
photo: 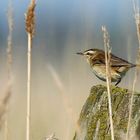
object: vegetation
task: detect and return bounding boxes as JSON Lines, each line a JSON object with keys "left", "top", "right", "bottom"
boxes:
{"left": 0, "top": 0, "right": 140, "bottom": 140}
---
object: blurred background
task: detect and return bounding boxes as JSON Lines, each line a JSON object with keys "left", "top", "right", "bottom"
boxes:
{"left": 0, "top": 0, "right": 140, "bottom": 140}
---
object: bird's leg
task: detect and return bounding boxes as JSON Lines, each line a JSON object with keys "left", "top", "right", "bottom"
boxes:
{"left": 115, "top": 78, "right": 121, "bottom": 86}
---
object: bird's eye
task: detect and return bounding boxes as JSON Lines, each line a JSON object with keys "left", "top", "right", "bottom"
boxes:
{"left": 86, "top": 52, "right": 90, "bottom": 55}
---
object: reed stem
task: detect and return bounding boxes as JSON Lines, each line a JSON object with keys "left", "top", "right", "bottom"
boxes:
{"left": 25, "top": 1, "right": 35, "bottom": 139}
{"left": 102, "top": 26, "right": 115, "bottom": 140}
{"left": 126, "top": 1, "right": 140, "bottom": 139}
{"left": 5, "top": 1, "right": 13, "bottom": 139}
{"left": 26, "top": 33, "right": 32, "bottom": 140}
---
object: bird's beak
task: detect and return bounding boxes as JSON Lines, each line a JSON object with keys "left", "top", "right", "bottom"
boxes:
{"left": 76, "top": 52, "right": 84, "bottom": 55}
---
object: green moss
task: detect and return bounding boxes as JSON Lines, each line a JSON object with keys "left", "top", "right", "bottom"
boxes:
{"left": 73, "top": 84, "right": 140, "bottom": 140}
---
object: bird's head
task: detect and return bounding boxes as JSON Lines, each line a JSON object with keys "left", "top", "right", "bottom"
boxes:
{"left": 77, "top": 49, "right": 98, "bottom": 60}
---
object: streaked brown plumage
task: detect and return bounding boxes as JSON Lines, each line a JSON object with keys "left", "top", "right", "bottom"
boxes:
{"left": 77, "top": 48, "right": 136, "bottom": 85}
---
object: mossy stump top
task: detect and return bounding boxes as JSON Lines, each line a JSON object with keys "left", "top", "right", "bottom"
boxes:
{"left": 73, "top": 85, "right": 140, "bottom": 140}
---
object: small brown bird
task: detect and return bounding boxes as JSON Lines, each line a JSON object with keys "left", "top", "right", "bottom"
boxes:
{"left": 77, "top": 48, "right": 137, "bottom": 85}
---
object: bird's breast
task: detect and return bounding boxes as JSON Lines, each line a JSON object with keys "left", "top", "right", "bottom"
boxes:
{"left": 92, "top": 65, "right": 121, "bottom": 82}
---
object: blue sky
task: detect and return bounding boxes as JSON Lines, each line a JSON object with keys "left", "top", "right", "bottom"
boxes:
{"left": 0, "top": 1, "right": 140, "bottom": 140}
{"left": 0, "top": 0, "right": 139, "bottom": 86}
{"left": 0, "top": 0, "right": 139, "bottom": 75}
{"left": 0, "top": 0, "right": 136, "bottom": 41}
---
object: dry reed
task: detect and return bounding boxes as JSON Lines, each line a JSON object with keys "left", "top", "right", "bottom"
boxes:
{"left": 126, "top": 0, "right": 140, "bottom": 139}
{"left": 0, "top": 87, "right": 11, "bottom": 130}
{"left": 47, "top": 64, "right": 77, "bottom": 126}
{"left": 25, "top": 0, "right": 36, "bottom": 140}
{"left": 47, "top": 63, "right": 83, "bottom": 139}
{"left": 4, "top": 0, "right": 13, "bottom": 139}
{"left": 102, "top": 26, "right": 114, "bottom": 140}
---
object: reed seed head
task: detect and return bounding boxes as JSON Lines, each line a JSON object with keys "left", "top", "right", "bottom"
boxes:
{"left": 25, "top": 0, "right": 36, "bottom": 38}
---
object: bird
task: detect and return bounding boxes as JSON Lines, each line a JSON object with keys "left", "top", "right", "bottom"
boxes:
{"left": 77, "top": 48, "right": 137, "bottom": 86}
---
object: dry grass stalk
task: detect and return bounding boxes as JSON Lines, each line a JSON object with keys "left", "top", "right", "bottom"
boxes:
{"left": 7, "top": 0, "right": 13, "bottom": 77}
{"left": 47, "top": 64, "right": 82, "bottom": 139}
{"left": 126, "top": 1, "right": 140, "bottom": 140}
{"left": 102, "top": 26, "right": 114, "bottom": 140}
{"left": 47, "top": 64, "right": 78, "bottom": 129}
{"left": 4, "top": 1, "right": 13, "bottom": 139}
{"left": 47, "top": 64, "right": 77, "bottom": 119}
{"left": 25, "top": 1, "right": 36, "bottom": 140}
{"left": 0, "top": 87, "right": 11, "bottom": 130}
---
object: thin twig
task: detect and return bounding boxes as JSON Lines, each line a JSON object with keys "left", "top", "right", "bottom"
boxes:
{"left": 126, "top": 0, "right": 140, "bottom": 139}
{"left": 102, "top": 26, "right": 114, "bottom": 140}
{"left": 25, "top": 1, "right": 36, "bottom": 140}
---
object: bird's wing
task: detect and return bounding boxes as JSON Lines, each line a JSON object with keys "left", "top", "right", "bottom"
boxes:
{"left": 91, "top": 53, "right": 105, "bottom": 65}
{"left": 110, "top": 54, "right": 136, "bottom": 67}
{"left": 92, "top": 52, "right": 135, "bottom": 67}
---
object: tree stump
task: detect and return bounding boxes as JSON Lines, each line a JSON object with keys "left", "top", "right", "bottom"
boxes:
{"left": 73, "top": 85, "right": 140, "bottom": 140}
